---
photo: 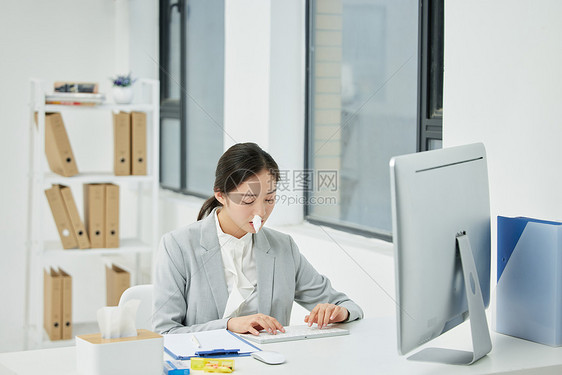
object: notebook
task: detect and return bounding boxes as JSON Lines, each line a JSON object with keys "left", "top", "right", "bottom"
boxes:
{"left": 238, "top": 324, "right": 350, "bottom": 344}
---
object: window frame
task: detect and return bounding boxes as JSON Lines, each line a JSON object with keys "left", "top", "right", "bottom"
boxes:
{"left": 158, "top": 0, "right": 219, "bottom": 199}
{"left": 304, "top": 0, "right": 443, "bottom": 240}
{"left": 418, "top": 0, "right": 444, "bottom": 152}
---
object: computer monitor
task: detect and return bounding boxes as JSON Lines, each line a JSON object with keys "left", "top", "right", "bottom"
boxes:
{"left": 389, "top": 143, "right": 492, "bottom": 365}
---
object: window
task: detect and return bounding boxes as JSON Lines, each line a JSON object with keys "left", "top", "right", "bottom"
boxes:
{"left": 419, "top": 0, "right": 444, "bottom": 151}
{"left": 159, "top": 0, "right": 225, "bottom": 197}
{"left": 306, "top": 0, "right": 420, "bottom": 240}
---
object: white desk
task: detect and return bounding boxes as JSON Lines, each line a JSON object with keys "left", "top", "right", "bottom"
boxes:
{"left": 1, "top": 318, "right": 562, "bottom": 375}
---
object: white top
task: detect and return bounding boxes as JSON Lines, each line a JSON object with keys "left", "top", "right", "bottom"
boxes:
{"left": 214, "top": 209, "right": 258, "bottom": 319}
{"left": 4, "top": 318, "right": 562, "bottom": 374}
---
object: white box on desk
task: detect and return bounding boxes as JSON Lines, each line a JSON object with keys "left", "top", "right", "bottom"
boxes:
{"left": 76, "top": 329, "right": 163, "bottom": 375}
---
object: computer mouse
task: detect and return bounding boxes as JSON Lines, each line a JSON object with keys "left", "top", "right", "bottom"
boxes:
{"left": 251, "top": 350, "right": 286, "bottom": 365}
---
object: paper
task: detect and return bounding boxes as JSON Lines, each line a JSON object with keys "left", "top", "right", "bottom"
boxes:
{"left": 251, "top": 215, "right": 262, "bottom": 233}
{"left": 164, "top": 329, "right": 260, "bottom": 360}
{"left": 97, "top": 299, "right": 140, "bottom": 339}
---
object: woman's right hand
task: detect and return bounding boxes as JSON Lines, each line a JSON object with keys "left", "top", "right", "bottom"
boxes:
{"left": 227, "top": 313, "right": 286, "bottom": 335}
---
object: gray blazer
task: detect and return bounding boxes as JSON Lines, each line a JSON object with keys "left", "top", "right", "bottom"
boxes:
{"left": 153, "top": 212, "right": 364, "bottom": 334}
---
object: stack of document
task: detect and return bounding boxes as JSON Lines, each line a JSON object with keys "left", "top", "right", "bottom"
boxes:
{"left": 164, "top": 329, "right": 260, "bottom": 360}
{"left": 45, "top": 92, "right": 105, "bottom": 105}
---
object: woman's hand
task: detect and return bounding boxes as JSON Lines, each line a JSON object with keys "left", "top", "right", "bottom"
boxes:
{"left": 305, "top": 303, "right": 349, "bottom": 328}
{"left": 227, "top": 313, "right": 286, "bottom": 335}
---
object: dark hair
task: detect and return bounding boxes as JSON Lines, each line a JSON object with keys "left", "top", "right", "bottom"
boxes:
{"left": 197, "top": 143, "right": 280, "bottom": 220}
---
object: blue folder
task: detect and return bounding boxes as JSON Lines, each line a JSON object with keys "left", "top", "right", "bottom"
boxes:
{"left": 496, "top": 216, "right": 562, "bottom": 347}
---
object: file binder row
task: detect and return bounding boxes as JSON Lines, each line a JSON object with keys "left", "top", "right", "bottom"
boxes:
{"left": 106, "top": 264, "right": 131, "bottom": 306}
{"left": 36, "top": 112, "right": 79, "bottom": 177}
{"left": 43, "top": 264, "right": 131, "bottom": 341}
{"left": 36, "top": 111, "right": 148, "bottom": 178}
{"left": 45, "top": 183, "right": 120, "bottom": 249}
{"left": 113, "top": 111, "right": 147, "bottom": 176}
{"left": 44, "top": 267, "right": 72, "bottom": 341}
{"left": 45, "top": 185, "right": 90, "bottom": 249}
{"left": 84, "top": 183, "right": 120, "bottom": 248}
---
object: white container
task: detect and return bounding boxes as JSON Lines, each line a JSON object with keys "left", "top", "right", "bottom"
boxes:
{"left": 76, "top": 329, "right": 163, "bottom": 375}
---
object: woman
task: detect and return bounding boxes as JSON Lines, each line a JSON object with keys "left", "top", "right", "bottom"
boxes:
{"left": 153, "top": 143, "right": 363, "bottom": 335}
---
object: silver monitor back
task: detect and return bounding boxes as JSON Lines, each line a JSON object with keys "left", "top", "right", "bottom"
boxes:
{"left": 390, "top": 143, "right": 491, "bottom": 358}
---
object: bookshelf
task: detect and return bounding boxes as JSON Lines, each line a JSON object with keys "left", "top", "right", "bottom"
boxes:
{"left": 25, "top": 78, "right": 160, "bottom": 349}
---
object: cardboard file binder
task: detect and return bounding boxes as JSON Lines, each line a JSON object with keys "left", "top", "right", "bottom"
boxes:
{"left": 45, "top": 185, "right": 78, "bottom": 249}
{"left": 59, "top": 268, "right": 73, "bottom": 340}
{"left": 84, "top": 184, "right": 105, "bottom": 248}
{"left": 39, "top": 112, "right": 79, "bottom": 177}
{"left": 496, "top": 216, "right": 562, "bottom": 346}
{"left": 105, "top": 184, "right": 120, "bottom": 248}
{"left": 44, "top": 268, "right": 62, "bottom": 340}
{"left": 131, "top": 111, "right": 147, "bottom": 175}
{"left": 106, "top": 264, "right": 130, "bottom": 306}
{"left": 60, "top": 185, "right": 90, "bottom": 249}
{"left": 113, "top": 111, "right": 131, "bottom": 176}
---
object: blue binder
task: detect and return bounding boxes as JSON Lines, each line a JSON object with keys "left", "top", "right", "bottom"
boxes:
{"left": 496, "top": 216, "right": 562, "bottom": 347}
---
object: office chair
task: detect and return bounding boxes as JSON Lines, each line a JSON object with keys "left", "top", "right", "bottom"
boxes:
{"left": 118, "top": 284, "right": 154, "bottom": 330}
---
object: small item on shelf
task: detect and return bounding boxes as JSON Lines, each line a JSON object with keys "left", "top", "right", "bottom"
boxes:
{"left": 111, "top": 73, "right": 136, "bottom": 104}
{"left": 105, "top": 184, "right": 120, "bottom": 248}
{"left": 43, "top": 267, "right": 73, "bottom": 341}
{"left": 45, "top": 185, "right": 79, "bottom": 249}
{"left": 35, "top": 112, "right": 79, "bottom": 177}
{"left": 59, "top": 268, "right": 73, "bottom": 340}
{"left": 131, "top": 111, "right": 147, "bottom": 175}
{"left": 84, "top": 184, "right": 106, "bottom": 248}
{"left": 44, "top": 267, "right": 62, "bottom": 340}
{"left": 106, "top": 264, "right": 130, "bottom": 306}
{"left": 113, "top": 112, "right": 131, "bottom": 176}
{"left": 45, "top": 92, "right": 105, "bottom": 106}
{"left": 54, "top": 81, "right": 99, "bottom": 93}
{"left": 59, "top": 185, "right": 91, "bottom": 249}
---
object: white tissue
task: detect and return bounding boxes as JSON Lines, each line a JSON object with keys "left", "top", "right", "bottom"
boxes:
{"left": 97, "top": 299, "right": 140, "bottom": 339}
{"left": 252, "top": 215, "right": 262, "bottom": 233}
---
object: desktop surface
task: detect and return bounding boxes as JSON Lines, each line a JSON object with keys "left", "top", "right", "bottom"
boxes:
{"left": 1, "top": 317, "right": 562, "bottom": 375}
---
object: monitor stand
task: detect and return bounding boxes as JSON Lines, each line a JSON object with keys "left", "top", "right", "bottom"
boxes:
{"left": 408, "top": 232, "right": 492, "bottom": 365}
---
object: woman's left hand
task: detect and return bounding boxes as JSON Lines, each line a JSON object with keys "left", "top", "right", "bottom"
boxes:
{"left": 304, "top": 303, "right": 349, "bottom": 328}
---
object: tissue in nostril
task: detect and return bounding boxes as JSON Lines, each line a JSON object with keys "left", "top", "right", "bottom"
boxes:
{"left": 252, "top": 215, "right": 262, "bottom": 233}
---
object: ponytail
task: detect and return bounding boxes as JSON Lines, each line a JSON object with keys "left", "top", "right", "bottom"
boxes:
{"left": 197, "top": 196, "right": 221, "bottom": 221}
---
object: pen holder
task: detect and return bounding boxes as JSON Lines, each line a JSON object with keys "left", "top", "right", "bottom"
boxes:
{"left": 76, "top": 329, "right": 163, "bottom": 375}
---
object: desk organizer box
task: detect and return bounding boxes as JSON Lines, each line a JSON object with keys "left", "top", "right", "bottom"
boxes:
{"left": 76, "top": 329, "right": 163, "bottom": 375}
{"left": 496, "top": 216, "right": 562, "bottom": 346}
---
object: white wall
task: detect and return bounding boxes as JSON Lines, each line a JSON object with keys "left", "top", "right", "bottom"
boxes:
{"left": 8, "top": 0, "right": 559, "bottom": 355}
{"left": 0, "top": 0, "right": 118, "bottom": 352}
{"left": 224, "top": 0, "right": 306, "bottom": 226}
{"left": 0, "top": 0, "right": 158, "bottom": 352}
{"left": 443, "top": 0, "right": 562, "bottom": 290}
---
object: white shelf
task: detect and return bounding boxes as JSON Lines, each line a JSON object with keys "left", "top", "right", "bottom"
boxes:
{"left": 35, "top": 103, "right": 155, "bottom": 112}
{"left": 43, "top": 238, "right": 153, "bottom": 257}
{"left": 41, "top": 172, "right": 154, "bottom": 185}
{"left": 26, "top": 78, "right": 160, "bottom": 350}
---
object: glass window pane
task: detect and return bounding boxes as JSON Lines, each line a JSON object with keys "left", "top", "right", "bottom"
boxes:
{"left": 161, "top": 118, "right": 181, "bottom": 189}
{"left": 167, "top": 3, "right": 181, "bottom": 100}
{"left": 184, "top": 0, "right": 225, "bottom": 196}
{"left": 428, "top": 0, "right": 444, "bottom": 119}
{"left": 308, "top": 0, "right": 418, "bottom": 236}
{"left": 428, "top": 138, "right": 442, "bottom": 150}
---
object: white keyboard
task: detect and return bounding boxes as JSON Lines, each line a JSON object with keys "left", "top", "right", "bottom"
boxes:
{"left": 237, "top": 324, "right": 349, "bottom": 344}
